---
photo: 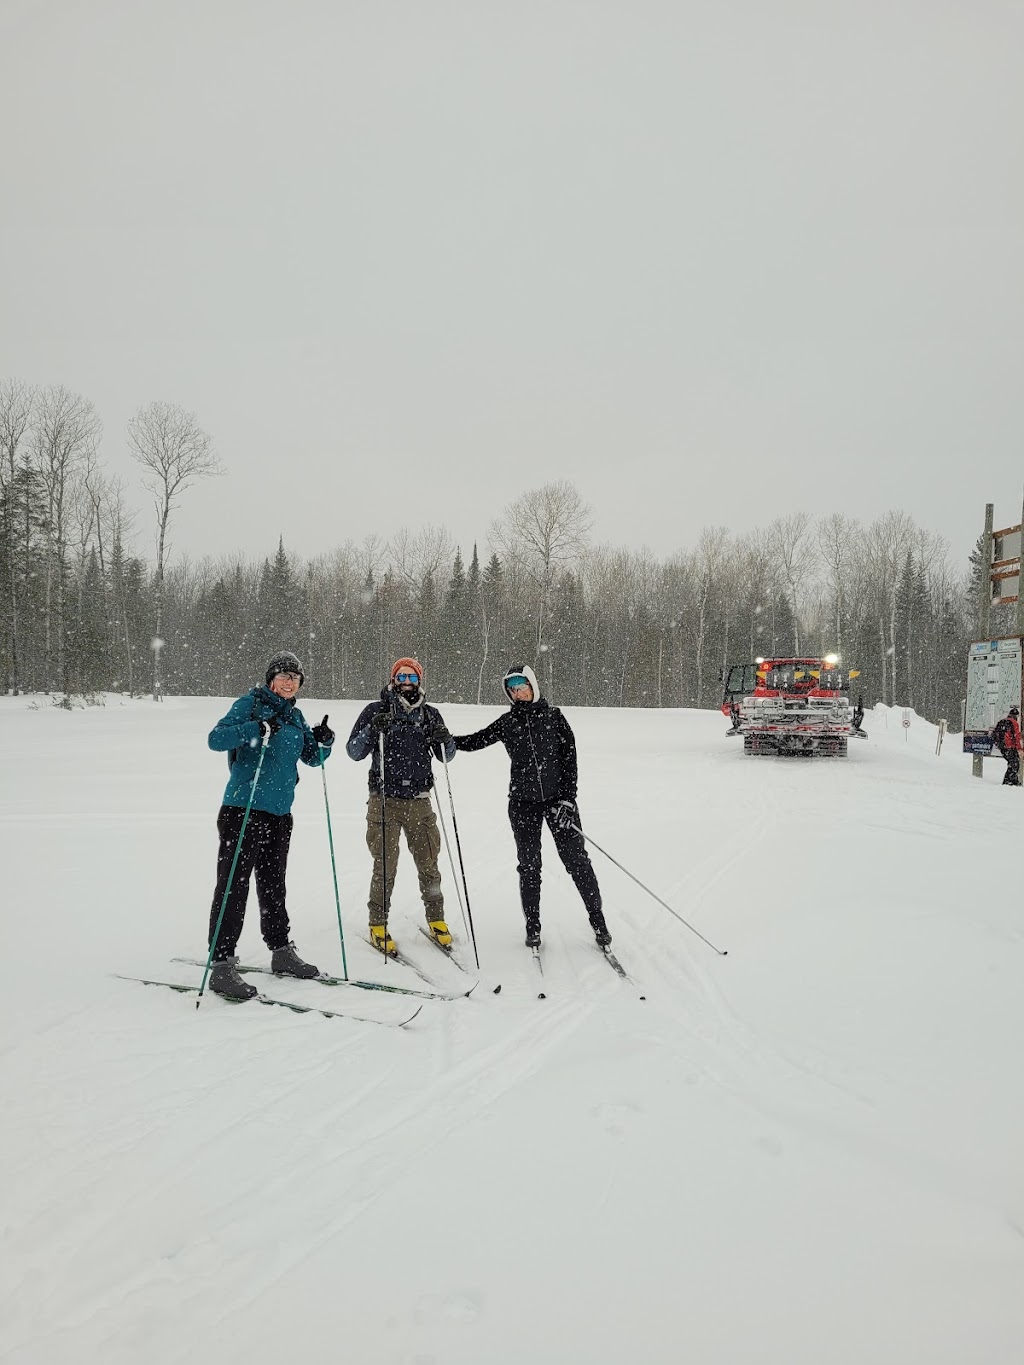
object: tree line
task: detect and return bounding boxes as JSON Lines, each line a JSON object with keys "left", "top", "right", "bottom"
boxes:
{"left": 1, "top": 378, "right": 976, "bottom": 725}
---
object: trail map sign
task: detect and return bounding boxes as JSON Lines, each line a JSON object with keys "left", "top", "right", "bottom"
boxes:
{"left": 963, "top": 638, "right": 1023, "bottom": 754}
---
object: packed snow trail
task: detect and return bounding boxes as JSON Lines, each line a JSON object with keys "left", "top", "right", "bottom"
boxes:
{"left": 2, "top": 696, "right": 1022, "bottom": 1365}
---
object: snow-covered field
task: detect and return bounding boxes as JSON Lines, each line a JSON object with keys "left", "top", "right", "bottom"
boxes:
{"left": 3, "top": 693, "right": 1023, "bottom": 1365}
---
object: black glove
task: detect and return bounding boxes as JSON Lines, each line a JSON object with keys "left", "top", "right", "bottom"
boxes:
{"left": 257, "top": 717, "right": 281, "bottom": 742}
{"left": 372, "top": 709, "right": 393, "bottom": 736}
{"left": 552, "top": 799, "right": 578, "bottom": 832}
{"left": 427, "top": 721, "right": 451, "bottom": 745}
{"left": 312, "top": 714, "right": 334, "bottom": 746}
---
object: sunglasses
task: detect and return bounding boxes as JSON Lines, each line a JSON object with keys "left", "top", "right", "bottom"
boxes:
{"left": 507, "top": 676, "right": 530, "bottom": 689}
{"left": 394, "top": 671, "right": 420, "bottom": 685}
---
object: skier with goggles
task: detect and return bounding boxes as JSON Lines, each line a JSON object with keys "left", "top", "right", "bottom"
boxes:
{"left": 452, "top": 664, "right": 610, "bottom": 950}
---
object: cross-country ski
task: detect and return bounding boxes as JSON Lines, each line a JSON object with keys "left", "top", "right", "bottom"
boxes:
{"left": 170, "top": 955, "right": 473, "bottom": 1001}
{"left": 113, "top": 974, "right": 424, "bottom": 1026}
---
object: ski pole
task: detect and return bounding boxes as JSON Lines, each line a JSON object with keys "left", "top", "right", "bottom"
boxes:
{"left": 432, "top": 785, "right": 468, "bottom": 934}
{"left": 198, "top": 729, "right": 271, "bottom": 1007}
{"left": 379, "top": 729, "right": 390, "bottom": 965}
{"left": 440, "top": 749, "right": 480, "bottom": 968}
{"left": 570, "top": 823, "right": 728, "bottom": 957}
{"left": 318, "top": 730, "right": 348, "bottom": 981}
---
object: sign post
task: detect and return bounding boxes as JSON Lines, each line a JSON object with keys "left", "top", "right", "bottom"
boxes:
{"left": 974, "top": 504, "right": 994, "bottom": 778}
{"left": 968, "top": 495, "right": 1024, "bottom": 777}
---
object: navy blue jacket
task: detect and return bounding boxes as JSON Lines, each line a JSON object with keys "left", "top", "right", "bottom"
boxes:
{"left": 347, "top": 688, "right": 456, "bottom": 798}
{"left": 208, "top": 686, "right": 331, "bottom": 816}
{"left": 454, "top": 698, "right": 577, "bottom": 804}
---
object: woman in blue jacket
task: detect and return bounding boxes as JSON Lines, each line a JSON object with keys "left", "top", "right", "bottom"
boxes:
{"left": 205, "top": 650, "right": 334, "bottom": 1000}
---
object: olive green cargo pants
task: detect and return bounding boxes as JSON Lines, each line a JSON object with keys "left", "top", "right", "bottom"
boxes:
{"left": 366, "top": 793, "right": 445, "bottom": 925}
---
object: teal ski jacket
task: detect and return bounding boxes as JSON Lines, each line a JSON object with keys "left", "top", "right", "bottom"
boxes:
{"left": 208, "top": 685, "right": 332, "bottom": 816}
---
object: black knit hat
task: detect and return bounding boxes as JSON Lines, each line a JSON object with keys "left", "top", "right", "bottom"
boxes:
{"left": 266, "top": 651, "right": 304, "bottom": 687}
{"left": 1010, "top": 706, "right": 1020, "bottom": 717}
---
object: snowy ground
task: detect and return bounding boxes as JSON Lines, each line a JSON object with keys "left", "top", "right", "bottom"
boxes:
{"left": 2, "top": 692, "right": 1023, "bottom": 1365}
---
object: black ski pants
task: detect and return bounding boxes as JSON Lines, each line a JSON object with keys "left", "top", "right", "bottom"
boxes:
{"left": 508, "top": 798, "right": 602, "bottom": 930}
{"left": 208, "top": 804, "right": 293, "bottom": 960}
{"left": 1003, "top": 749, "right": 1021, "bottom": 786}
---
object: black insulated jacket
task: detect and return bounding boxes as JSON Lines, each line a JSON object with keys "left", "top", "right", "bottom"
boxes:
{"left": 454, "top": 698, "right": 578, "bottom": 804}
{"left": 347, "top": 688, "right": 456, "bottom": 797}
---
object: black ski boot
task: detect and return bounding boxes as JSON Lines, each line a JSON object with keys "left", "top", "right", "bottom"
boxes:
{"left": 524, "top": 920, "right": 541, "bottom": 949}
{"left": 271, "top": 942, "right": 320, "bottom": 979}
{"left": 589, "top": 912, "right": 612, "bottom": 948}
{"left": 209, "top": 956, "right": 258, "bottom": 1002}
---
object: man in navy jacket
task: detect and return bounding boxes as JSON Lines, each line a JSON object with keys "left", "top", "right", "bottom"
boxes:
{"left": 347, "top": 657, "right": 456, "bottom": 955}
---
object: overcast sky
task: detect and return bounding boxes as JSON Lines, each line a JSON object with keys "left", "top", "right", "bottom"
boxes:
{"left": 2, "top": 0, "right": 1022, "bottom": 570}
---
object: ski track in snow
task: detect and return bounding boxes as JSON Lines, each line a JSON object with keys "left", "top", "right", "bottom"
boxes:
{"left": 2, "top": 696, "right": 1024, "bottom": 1365}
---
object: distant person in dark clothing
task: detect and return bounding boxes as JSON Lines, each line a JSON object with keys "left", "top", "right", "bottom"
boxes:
{"left": 346, "top": 657, "right": 457, "bottom": 956}
{"left": 205, "top": 650, "right": 334, "bottom": 1000}
{"left": 453, "top": 663, "right": 611, "bottom": 950}
{"left": 992, "top": 706, "right": 1022, "bottom": 786}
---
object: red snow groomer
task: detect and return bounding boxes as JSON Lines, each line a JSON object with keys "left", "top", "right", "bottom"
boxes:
{"left": 721, "top": 656, "right": 866, "bottom": 757}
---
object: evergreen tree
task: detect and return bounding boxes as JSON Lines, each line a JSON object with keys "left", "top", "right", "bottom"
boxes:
{"left": 548, "top": 570, "right": 586, "bottom": 703}
{"left": 773, "top": 592, "right": 796, "bottom": 661}
{"left": 66, "top": 548, "right": 106, "bottom": 692}
{"left": 442, "top": 548, "right": 467, "bottom": 700}
{"left": 458, "top": 543, "right": 482, "bottom": 703}
{"left": 478, "top": 552, "right": 505, "bottom": 702}
{"left": 3, "top": 460, "right": 49, "bottom": 689}
{"left": 256, "top": 538, "right": 305, "bottom": 660}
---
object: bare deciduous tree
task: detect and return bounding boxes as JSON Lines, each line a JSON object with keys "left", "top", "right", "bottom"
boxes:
{"left": 127, "top": 401, "right": 221, "bottom": 699}
{"left": 0, "top": 379, "right": 36, "bottom": 692}
{"left": 769, "top": 512, "right": 817, "bottom": 653}
{"left": 389, "top": 524, "right": 453, "bottom": 589}
{"left": 691, "top": 526, "right": 729, "bottom": 705}
{"left": 354, "top": 533, "right": 388, "bottom": 596}
{"left": 34, "top": 386, "right": 102, "bottom": 689}
{"left": 865, "top": 510, "right": 915, "bottom": 704}
{"left": 817, "top": 513, "right": 862, "bottom": 657}
{"left": 101, "top": 479, "right": 138, "bottom": 692}
{"left": 735, "top": 530, "right": 773, "bottom": 659}
{"left": 489, "top": 480, "right": 592, "bottom": 659}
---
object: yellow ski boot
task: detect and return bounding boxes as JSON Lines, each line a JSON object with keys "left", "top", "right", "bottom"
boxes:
{"left": 427, "top": 919, "right": 453, "bottom": 949}
{"left": 370, "top": 924, "right": 397, "bottom": 957}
